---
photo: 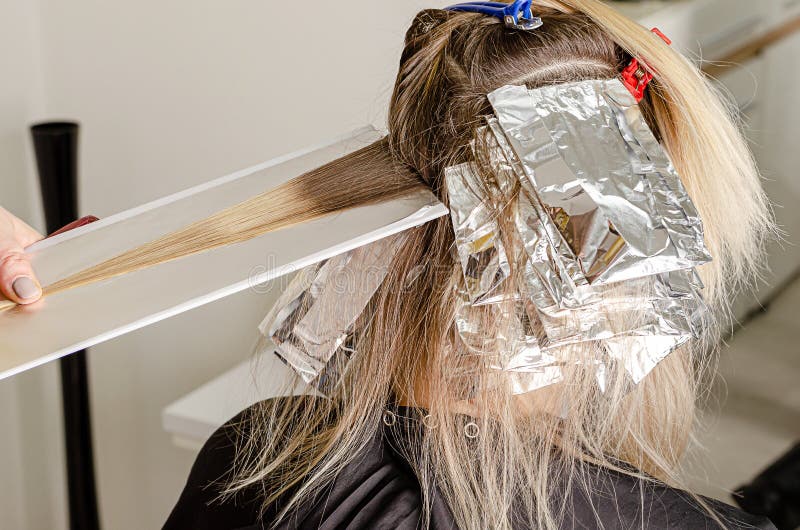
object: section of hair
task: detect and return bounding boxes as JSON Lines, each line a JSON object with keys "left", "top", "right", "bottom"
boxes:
{"left": 0, "top": 138, "right": 423, "bottom": 313}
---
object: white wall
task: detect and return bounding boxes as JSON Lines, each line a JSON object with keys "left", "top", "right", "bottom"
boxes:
{"left": 0, "top": 1, "right": 68, "bottom": 529}
{"left": 1, "top": 1, "right": 447, "bottom": 529}
{"left": 0, "top": 378, "right": 26, "bottom": 530}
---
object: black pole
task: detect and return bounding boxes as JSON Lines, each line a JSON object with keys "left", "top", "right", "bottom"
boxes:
{"left": 30, "top": 121, "right": 101, "bottom": 530}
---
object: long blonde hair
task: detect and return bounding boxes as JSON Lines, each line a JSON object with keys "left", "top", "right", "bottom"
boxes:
{"left": 7, "top": 1, "right": 772, "bottom": 528}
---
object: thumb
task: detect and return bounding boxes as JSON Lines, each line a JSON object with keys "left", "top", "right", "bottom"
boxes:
{"left": 0, "top": 242, "right": 42, "bottom": 304}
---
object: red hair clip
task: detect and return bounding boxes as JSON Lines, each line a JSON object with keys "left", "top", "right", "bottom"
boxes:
{"left": 47, "top": 215, "right": 99, "bottom": 238}
{"left": 621, "top": 28, "right": 671, "bottom": 102}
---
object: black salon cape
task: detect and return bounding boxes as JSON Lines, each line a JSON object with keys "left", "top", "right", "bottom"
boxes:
{"left": 164, "top": 398, "right": 775, "bottom": 530}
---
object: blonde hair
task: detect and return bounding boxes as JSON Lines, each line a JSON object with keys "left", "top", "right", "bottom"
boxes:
{"left": 0, "top": 140, "right": 423, "bottom": 312}
{"left": 4, "top": 1, "right": 773, "bottom": 528}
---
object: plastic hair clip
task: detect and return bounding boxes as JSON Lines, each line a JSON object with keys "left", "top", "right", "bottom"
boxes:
{"left": 621, "top": 27, "right": 672, "bottom": 102}
{"left": 445, "top": 0, "right": 543, "bottom": 30}
{"left": 47, "top": 215, "right": 99, "bottom": 238}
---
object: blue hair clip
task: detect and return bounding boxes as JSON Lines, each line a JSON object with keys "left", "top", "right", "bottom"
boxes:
{"left": 444, "top": 0, "right": 543, "bottom": 30}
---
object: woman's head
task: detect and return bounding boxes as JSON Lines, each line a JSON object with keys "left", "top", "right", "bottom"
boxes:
{"left": 389, "top": 6, "right": 622, "bottom": 183}
{"left": 225, "top": 2, "right": 772, "bottom": 529}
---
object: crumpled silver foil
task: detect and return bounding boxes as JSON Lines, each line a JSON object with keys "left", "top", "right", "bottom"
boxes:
{"left": 484, "top": 119, "right": 597, "bottom": 310}
{"left": 258, "top": 233, "right": 404, "bottom": 388}
{"left": 445, "top": 77, "right": 712, "bottom": 394}
{"left": 488, "top": 79, "right": 711, "bottom": 289}
{"left": 446, "top": 163, "right": 510, "bottom": 305}
{"left": 452, "top": 287, "right": 564, "bottom": 395}
{"left": 262, "top": 78, "right": 712, "bottom": 396}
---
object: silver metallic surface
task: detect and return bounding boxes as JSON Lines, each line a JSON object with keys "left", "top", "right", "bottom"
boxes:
{"left": 488, "top": 79, "right": 710, "bottom": 288}
{"left": 446, "top": 163, "right": 510, "bottom": 305}
{"left": 259, "top": 234, "right": 404, "bottom": 387}
{"left": 485, "top": 119, "right": 596, "bottom": 309}
{"left": 503, "top": 14, "right": 544, "bottom": 30}
{"left": 452, "top": 289, "right": 565, "bottom": 395}
{"left": 444, "top": 78, "right": 712, "bottom": 393}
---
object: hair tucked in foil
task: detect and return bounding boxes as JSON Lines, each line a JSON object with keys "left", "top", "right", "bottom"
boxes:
{"left": 439, "top": 78, "right": 713, "bottom": 395}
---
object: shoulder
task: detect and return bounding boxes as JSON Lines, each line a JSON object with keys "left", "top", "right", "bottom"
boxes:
{"left": 567, "top": 465, "right": 777, "bottom": 530}
{"left": 165, "top": 396, "right": 427, "bottom": 529}
{"left": 184, "top": 395, "right": 319, "bottom": 488}
{"left": 163, "top": 396, "right": 318, "bottom": 530}
{"left": 165, "top": 398, "right": 776, "bottom": 530}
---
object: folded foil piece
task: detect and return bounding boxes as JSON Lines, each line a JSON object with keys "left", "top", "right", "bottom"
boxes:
{"left": 446, "top": 163, "right": 510, "bottom": 305}
{"left": 261, "top": 78, "right": 712, "bottom": 396}
{"left": 445, "top": 77, "right": 712, "bottom": 395}
{"left": 488, "top": 79, "right": 711, "bottom": 289}
{"left": 484, "top": 120, "right": 597, "bottom": 310}
{"left": 453, "top": 288, "right": 564, "bottom": 395}
{"left": 258, "top": 233, "right": 404, "bottom": 390}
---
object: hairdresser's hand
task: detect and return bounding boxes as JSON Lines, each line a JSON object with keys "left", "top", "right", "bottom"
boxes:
{"left": 0, "top": 207, "right": 43, "bottom": 304}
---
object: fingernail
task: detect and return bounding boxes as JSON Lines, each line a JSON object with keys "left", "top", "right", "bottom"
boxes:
{"left": 12, "top": 277, "right": 41, "bottom": 301}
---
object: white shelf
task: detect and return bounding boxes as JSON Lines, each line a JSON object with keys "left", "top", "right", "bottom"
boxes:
{"left": 161, "top": 354, "right": 305, "bottom": 450}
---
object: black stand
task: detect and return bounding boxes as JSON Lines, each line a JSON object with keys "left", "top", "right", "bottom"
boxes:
{"left": 31, "top": 122, "right": 101, "bottom": 530}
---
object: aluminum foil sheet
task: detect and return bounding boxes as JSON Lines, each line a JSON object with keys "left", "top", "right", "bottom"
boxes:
{"left": 260, "top": 78, "right": 712, "bottom": 396}
{"left": 444, "top": 77, "right": 712, "bottom": 395}
{"left": 258, "top": 233, "right": 404, "bottom": 388}
{"left": 487, "top": 79, "right": 711, "bottom": 288}
{"left": 485, "top": 118, "right": 595, "bottom": 309}
{"left": 480, "top": 118, "right": 706, "bottom": 347}
{"left": 446, "top": 163, "right": 510, "bottom": 305}
{"left": 452, "top": 288, "right": 564, "bottom": 395}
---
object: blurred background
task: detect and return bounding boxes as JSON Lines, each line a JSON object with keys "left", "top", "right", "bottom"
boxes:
{"left": 0, "top": 0, "right": 798, "bottom": 528}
